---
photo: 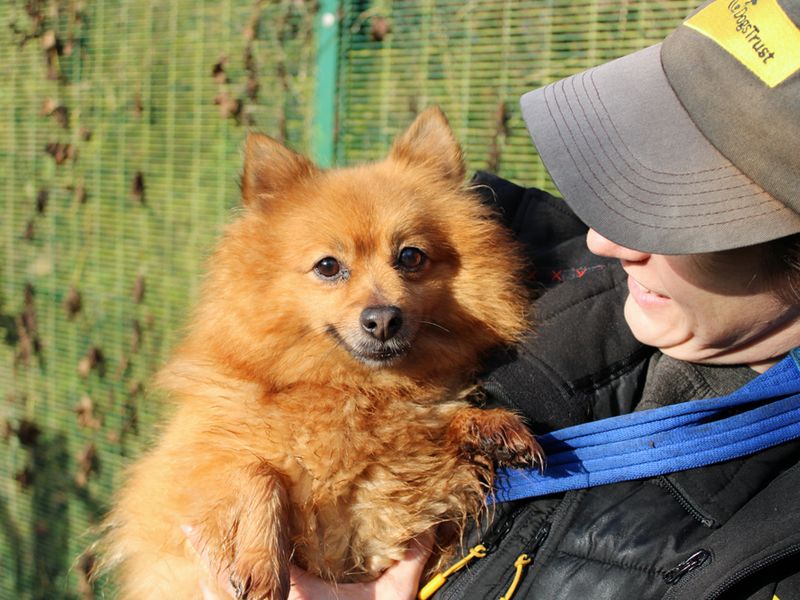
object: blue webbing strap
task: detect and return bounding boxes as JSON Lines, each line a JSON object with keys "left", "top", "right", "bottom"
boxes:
{"left": 492, "top": 349, "right": 800, "bottom": 503}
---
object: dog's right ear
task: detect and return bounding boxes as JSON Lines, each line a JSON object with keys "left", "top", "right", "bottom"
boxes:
{"left": 242, "top": 134, "right": 319, "bottom": 208}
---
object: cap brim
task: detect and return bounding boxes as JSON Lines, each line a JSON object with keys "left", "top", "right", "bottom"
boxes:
{"left": 521, "top": 44, "right": 800, "bottom": 254}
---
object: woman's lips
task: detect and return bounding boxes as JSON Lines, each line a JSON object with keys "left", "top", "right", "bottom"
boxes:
{"left": 627, "top": 274, "right": 670, "bottom": 308}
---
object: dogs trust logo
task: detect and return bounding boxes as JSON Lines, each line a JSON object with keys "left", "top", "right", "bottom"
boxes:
{"left": 684, "top": 0, "right": 800, "bottom": 87}
{"left": 727, "top": 0, "right": 777, "bottom": 63}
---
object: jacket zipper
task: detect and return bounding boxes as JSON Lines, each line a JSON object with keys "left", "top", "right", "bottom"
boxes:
{"left": 420, "top": 504, "right": 529, "bottom": 600}
{"left": 663, "top": 549, "right": 712, "bottom": 585}
{"left": 655, "top": 476, "right": 716, "bottom": 528}
{"left": 497, "top": 521, "right": 551, "bottom": 600}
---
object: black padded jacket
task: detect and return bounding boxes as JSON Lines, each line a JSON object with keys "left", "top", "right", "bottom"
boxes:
{"left": 432, "top": 174, "right": 800, "bottom": 600}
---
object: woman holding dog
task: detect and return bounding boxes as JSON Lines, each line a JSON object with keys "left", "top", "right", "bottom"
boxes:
{"left": 200, "top": 0, "right": 800, "bottom": 598}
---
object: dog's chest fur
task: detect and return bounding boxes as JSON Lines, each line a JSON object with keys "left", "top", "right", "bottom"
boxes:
{"left": 254, "top": 383, "right": 484, "bottom": 581}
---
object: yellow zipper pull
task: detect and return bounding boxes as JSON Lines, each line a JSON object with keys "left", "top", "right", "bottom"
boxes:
{"left": 498, "top": 554, "right": 533, "bottom": 600}
{"left": 417, "top": 544, "right": 488, "bottom": 600}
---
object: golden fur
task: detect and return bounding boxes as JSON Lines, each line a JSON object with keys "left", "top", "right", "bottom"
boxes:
{"left": 101, "top": 108, "right": 540, "bottom": 600}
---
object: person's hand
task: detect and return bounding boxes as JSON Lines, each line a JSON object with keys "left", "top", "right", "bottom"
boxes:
{"left": 183, "top": 524, "right": 434, "bottom": 600}
{"left": 287, "top": 532, "right": 434, "bottom": 600}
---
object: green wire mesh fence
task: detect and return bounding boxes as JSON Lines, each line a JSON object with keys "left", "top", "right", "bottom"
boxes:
{"left": 1, "top": 1, "right": 693, "bottom": 597}
{"left": 337, "top": 0, "right": 697, "bottom": 185}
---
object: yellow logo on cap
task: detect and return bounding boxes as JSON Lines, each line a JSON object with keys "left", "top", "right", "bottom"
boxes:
{"left": 685, "top": 0, "right": 800, "bottom": 87}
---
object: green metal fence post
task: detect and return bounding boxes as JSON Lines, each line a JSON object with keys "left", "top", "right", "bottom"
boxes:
{"left": 313, "top": 0, "right": 340, "bottom": 167}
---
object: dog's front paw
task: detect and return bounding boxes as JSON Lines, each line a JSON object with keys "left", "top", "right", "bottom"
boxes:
{"left": 229, "top": 564, "right": 282, "bottom": 600}
{"left": 228, "top": 572, "right": 254, "bottom": 600}
{"left": 201, "top": 462, "right": 292, "bottom": 600}
{"left": 450, "top": 407, "right": 544, "bottom": 471}
{"left": 227, "top": 562, "right": 286, "bottom": 600}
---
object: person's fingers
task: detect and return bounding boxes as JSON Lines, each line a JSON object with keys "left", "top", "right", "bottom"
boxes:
{"left": 375, "top": 530, "right": 436, "bottom": 598}
{"left": 288, "top": 565, "right": 367, "bottom": 600}
{"left": 288, "top": 531, "right": 435, "bottom": 600}
{"left": 287, "top": 565, "right": 326, "bottom": 600}
{"left": 186, "top": 523, "right": 435, "bottom": 600}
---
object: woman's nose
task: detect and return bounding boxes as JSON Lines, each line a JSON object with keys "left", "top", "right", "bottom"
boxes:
{"left": 586, "top": 229, "right": 651, "bottom": 262}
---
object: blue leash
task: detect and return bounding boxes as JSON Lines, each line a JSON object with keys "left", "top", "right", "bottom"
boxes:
{"left": 493, "top": 349, "right": 800, "bottom": 503}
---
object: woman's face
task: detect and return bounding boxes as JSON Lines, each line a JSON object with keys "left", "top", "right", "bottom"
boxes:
{"left": 587, "top": 229, "right": 800, "bottom": 372}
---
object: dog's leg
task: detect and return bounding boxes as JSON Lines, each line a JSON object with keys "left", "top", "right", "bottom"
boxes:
{"left": 202, "top": 462, "right": 292, "bottom": 600}
{"left": 447, "top": 407, "right": 544, "bottom": 470}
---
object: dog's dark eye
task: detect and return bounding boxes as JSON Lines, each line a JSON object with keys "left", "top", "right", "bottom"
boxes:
{"left": 397, "top": 247, "right": 427, "bottom": 272}
{"left": 314, "top": 257, "right": 341, "bottom": 279}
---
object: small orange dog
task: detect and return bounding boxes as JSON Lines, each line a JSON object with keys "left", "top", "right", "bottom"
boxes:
{"left": 102, "top": 108, "right": 541, "bottom": 599}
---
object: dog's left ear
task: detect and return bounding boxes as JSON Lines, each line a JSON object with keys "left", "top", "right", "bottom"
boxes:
{"left": 389, "top": 107, "right": 466, "bottom": 183}
{"left": 242, "top": 133, "right": 319, "bottom": 208}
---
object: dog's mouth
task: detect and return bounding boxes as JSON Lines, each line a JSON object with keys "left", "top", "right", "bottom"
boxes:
{"left": 326, "top": 325, "right": 413, "bottom": 367}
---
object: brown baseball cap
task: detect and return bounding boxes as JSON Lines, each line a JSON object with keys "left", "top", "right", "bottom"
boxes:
{"left": 521, "top": 0, "right": 800, "bottom": 254}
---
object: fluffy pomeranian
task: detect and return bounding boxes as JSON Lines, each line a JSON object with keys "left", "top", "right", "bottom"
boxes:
{"left": 102, "top": 107, "right": 541, "bottom": 600}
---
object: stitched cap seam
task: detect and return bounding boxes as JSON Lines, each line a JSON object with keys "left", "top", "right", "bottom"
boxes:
{"left": 584, "top": 67, "right": 745, "bottom": 184}
{"left": 559, "top": 76, "right": 771, "bottom": 206}
{"left": 543, "top": 81, "right": 788, "bottom": 230}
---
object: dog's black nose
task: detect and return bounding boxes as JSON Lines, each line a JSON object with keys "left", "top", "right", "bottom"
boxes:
{"left": 360, "top": 306, "right": 403, "bottom": 342}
